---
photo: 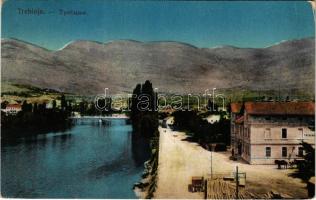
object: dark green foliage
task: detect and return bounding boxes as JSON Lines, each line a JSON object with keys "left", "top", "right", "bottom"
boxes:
{"left": 52, "top": 100, "right": 57, "bottom": 110}
{"left": 146, "top": 133, "right": 159, "bottom": 198}
{"left": 296, "top": 142, "right": 315, "bottom": 180}
{"left": 173, "top": 110, "right": 230, "bottom": 145}
{"left": 22, "top": 100, "right": 32, "bottom": 112}
{"left": 1, "top": 101, "right": 9, "bottom": 109}
{"left": 226, "top": 101, "right": 231, "bottom": 114}
{"left": 61, "top": 94, "right": 67, "bottom": 110}
{"left": 239, "top": 103, "right": 245, "bottom": 115}
{"left": 71, "top": 98, "right": 112, "bottom": 116}
{"left": 158, "top": 112, "right": 168, "bottom": 120}
{"left": 130, "top": 80, "right": 158, "bottom": 138}
{"left": 130, "top": 81, "right": 159, "bottom": 197}
{"left": 1, "top": 96, "right": 72, "bottom": 139}
{"left": 206, "top": 99, "right": 219, "bottom": 112}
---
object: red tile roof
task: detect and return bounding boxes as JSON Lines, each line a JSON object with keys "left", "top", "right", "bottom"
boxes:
{"left": 244, "top": 102, "right": 315, "bottom": 116}
{"left": 6, "top": 104, "right": 22, "bottom": 109}
{"left": 231, "top": 103, "right": 243, "bottom": 113}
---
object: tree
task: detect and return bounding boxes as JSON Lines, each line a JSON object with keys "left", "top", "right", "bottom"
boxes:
{"left": 33, "top": 103, "right": 38, "bottom": 113}
{"left": 173, "top": 109, "right": 231, "bottom": 145}
{"left": 142, "top": 80, "right": 156, "bottom": 111}
{"left": 52, "top": 100, "right": 57, "bottom": 110}
{"left": 22, "top": 100, "right": 28, "bottom": 112}
{"left": 21, "top": 100, "right": 32, "bottom": 113}
{"left": 131, "top": 84, "right": 142, "bottom": 120}
{"left": 79, "top": 101, "right": 86, "bottom": 114}
{"left": 239, "top": 102, "right": 245, "bottom": 115}
{"left": 130, "top": 80, "right": 158, "bottom": 138}
{"left": 61, "top": 94, "right": 67, "bottom": 110}
{"left": 299, "top": 142, "right": 315, "bottom": 179}
{"left": 1, "top": 101, "right": 8, "bottom": 109}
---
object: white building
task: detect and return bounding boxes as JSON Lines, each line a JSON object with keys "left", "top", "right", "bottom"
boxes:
{"left": 2, "top": 104, "right": 22, "bottom": 115}
{"left": 205, "top": 114, "right": 220, "bottom": 124}
{"left": 231, "top": 102, "right": 315, "bottom": 164}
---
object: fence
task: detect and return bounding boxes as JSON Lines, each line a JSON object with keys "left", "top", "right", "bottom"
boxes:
{"left": 204, "top": 171, "right": 256, "bottom": 199}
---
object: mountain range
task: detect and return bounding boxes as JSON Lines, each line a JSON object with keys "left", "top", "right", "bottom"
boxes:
{"left": 1, "top": 37, "right": 315, "bottom": 95}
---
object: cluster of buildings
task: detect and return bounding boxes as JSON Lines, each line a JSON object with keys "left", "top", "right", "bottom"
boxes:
{"left": 2, "top": 103, "right": 22, "bottom": 115}
{"left": 1, "top": 99, "right": 61, "bottom": 116}
{"left": 230, "top": 101, "right": 315, "bottom": 164}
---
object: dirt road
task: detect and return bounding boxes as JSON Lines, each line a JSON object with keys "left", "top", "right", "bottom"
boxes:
{"left": 154, "top": 126, "right": 308, "bottom": 198}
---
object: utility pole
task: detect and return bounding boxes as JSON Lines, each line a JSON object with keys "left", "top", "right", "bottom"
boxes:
{"left": 236, "top": 166, "right": 239, "bottom": 199}
{"left": 278, "top": 66, "right": 281, "bottom": 101}
{"left": 210, "top": 145, "right": 213, "bottom": 179}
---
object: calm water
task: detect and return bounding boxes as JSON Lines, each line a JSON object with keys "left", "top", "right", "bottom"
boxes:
{"left": 1, "top": 118, "right": 150, "bottom": 198}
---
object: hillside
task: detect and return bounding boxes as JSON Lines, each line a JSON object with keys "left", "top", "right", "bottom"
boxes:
{"left": 1, "top": 38, "right": 314, "bottom": 95}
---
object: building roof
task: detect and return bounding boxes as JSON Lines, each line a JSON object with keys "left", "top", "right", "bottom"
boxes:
{"left": 235, "top": 116, "right": 244, "bottom": 124}
{"left": 6, "top": 104, "right": 22, "bottom": 109}
{"left": 231, "top": 103, "right": 243, "bottom": 113}
{"left": 244, "top": 102, "right": 315, "bottom": 116}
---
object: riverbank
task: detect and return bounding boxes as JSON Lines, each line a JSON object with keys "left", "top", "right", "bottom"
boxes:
{"left": 153, "top": 126, "right": 308, "bottom": 198}
{"left": 70, "top": 113, "right": 128, "bottom": 119}
{"left": 1, "top": 118, "right": 73, "bottom": 141}
{"left": 133, "top": 136, "right": 159, "bottom": 199}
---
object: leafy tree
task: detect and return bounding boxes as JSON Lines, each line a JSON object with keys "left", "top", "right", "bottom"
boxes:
{"left": 79, "top": 101, "right": 86, "bottom": 114}
{"left": 130, "top": 80, "right": 158, "bottom": 138}
{"left": 52, "top": 100, "right": 57, "bottom": 110}
{"left": 1, "top": 101, "right": 9, "bottom": 109}
{"left": 61, "top": 94, "right": 67, "bottom": 110}
{"left": 2, "top": 95, "right": 72, "bottom": 139}
{"left": 21, "top": 100, "right": 32, "bottom": 113}
{"left": 33, "top": 103, "right": 38, "bottom": 113}
{"left": 298, "top": 142, "right": 315, "bottom": 180}
{"left": 131, "top": 84, "right": 141, "bottom": 119}
{"left": 173, "top": 110, "right": 230, "bottom": 145}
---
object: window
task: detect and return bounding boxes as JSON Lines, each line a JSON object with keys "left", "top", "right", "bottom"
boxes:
{"left": 298, "top": 147, "right": 304, "bottom": 157}
{"left": 249, "top": 145, "right": 251, "bottom": 156}
{"left": 282, "top": 147, "right": 287, "bottom": 157}
{"left": 264, "top": 128, "right": 271, "bottom": 139}
{"left": 266, "top": 147, "right": 271, "bottom": 157}
{"left": 282, "top": 128, "right": 287, "bottom": 139}
{"left": 244, "top": 144, "right": 247, "bottom": 154}
{"left": 298, "top": 128, "right": 303, "bottom": 139}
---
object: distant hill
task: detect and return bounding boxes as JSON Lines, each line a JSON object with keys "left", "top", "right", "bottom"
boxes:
{"left": 1, "top": 37, "right": 314, "bottom": 95}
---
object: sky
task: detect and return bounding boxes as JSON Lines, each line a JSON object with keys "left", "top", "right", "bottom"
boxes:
{"left": 1, "top": 0, "right": 315, "bottom": 50}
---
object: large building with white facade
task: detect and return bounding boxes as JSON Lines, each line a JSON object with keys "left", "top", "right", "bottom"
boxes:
{"left": 231, "top": 102, "right": 315, "bottom": 164}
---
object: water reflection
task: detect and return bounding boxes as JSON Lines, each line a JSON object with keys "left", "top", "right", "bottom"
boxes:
{"left": 131, "top": 132, "right": 151, "bottom": 166}
{"left": 1, "top": 118, "right": 150, "bottom": 198}
{"left": 72, "top": 118, "right": 113, "bottom": 126}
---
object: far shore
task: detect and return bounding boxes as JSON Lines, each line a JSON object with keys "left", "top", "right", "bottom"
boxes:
{"left": 70, "top": 114, "right": 128, "bottom": 119}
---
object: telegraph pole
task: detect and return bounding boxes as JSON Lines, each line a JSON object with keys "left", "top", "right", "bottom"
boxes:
{"left": 236, "top": 166, "right": 239, "bottom": 199}
{"left": 211, "top": 148, "right": 212, "bottom": 179}
{"left": 308, "top": 1, "right": 316, "bottom": 104}
{"left": 210, "top": 144, "right": 214, "bottom": 179}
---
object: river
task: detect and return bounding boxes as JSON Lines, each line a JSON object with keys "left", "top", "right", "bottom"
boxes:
{"left": 1, "top": 118, "right": 150, "bottom": 198}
